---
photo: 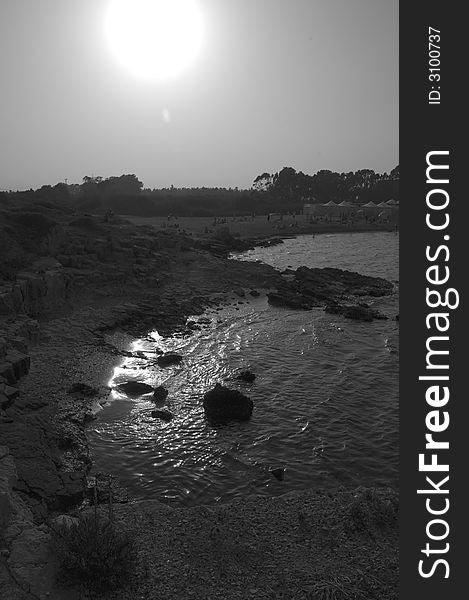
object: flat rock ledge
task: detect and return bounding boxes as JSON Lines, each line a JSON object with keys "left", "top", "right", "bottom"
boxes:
{"left": 268, "top": 266, "right": 393, "bottom": 320}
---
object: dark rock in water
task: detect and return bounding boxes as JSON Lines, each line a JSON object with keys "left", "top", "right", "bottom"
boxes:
{"left": 295, "top": 266, "right": 393, "bottom": 298}
{"left": 150, "top": 409, "right": 173, "bottom": 422}
{"left": 116, "top": 381, "right": 154, "bottom": 397}
{"left": 67, "top": 382, "right": 99, "bottom": 397}
{"left": 197, "top": 317, "right": 211, "bottom": 325}
{"left": 203, "top": 383, "right": 253, "bottom": 423}
{"left": 153, "top": 386, "right": 169, "bottom": 403}
{"left": 267, "top": 289, "right": 312, "bottom": 310}
{"left": 249, "top": 289, "right": 260, "bottom": 297}
{"left": 269, "top": 467, "right": 285, "bottom": 481}
{"left": 395, "top": 314, "right": 399, "bottom": 321}
{"left": 233, "top": 287, "right": 245, "bottom": 298}
{"left": 267, "top": 266, "right": 393, "bottom": 313}
{"left": 157, "top": 353, "right": 183, "bottom": 367}
{"left": 237, "top": 370, "right": 256, "bottom": 383}
{"left": 325, "top": 302, "right": 387, "bottom": 322}
{"left": 84, "top": 412, "right": 97, "bottom": 423}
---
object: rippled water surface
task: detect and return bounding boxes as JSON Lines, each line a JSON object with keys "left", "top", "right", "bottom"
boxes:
{"left": 88, "top": 232, "right": 399, "bottom": 505}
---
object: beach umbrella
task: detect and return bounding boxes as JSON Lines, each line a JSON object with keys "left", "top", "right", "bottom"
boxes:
{"left": 338, "top": 200, "right": 356, "bottom": 215}
{"left": 360, "top": 201, "right": 379, "bottom": 211}
{"left": 320, "top": 200, "right": 340, "bottom": 217}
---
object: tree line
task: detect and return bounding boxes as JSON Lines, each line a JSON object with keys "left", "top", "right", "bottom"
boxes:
{"left": 0, "top": 166, "right": 398, "bottom": 217}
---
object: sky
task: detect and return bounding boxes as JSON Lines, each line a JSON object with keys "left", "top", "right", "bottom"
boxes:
{"left": 0, "top": 0, "right": 398, "bottom": 191}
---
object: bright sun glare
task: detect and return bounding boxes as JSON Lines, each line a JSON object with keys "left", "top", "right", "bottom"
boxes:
{"left": 105, "top": 0, "right": 204, "bottom": 81}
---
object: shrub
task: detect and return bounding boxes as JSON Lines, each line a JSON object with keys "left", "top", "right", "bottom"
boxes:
{"left": 52, "top": 511, "right": 134, "bottom": 594}
{"left": 306, "top": 576, "right": 366, "bottom": 600}
{"left": 346, "top": 488, "right": 398, "bottom": 533}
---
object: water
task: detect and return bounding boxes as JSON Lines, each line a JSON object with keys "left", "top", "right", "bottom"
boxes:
{"left": 88, "top": 231, "right": 399, "bottom": 505}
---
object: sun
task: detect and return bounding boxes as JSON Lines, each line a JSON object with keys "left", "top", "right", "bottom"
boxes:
{"left": 105, "top": 0, "right": 204, "bottom": 81}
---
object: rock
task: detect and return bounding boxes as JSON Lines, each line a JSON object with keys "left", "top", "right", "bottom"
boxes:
{"left": 116, "top": 381, "right": 154, "bottom": 397}
{"left": 67, "top": 382, "right": 99, "bottom": 397}
{"left": 7, "top": 526, "right": 52, "bottom": 597}
{"left": 269, "top": 467, "right": 286, "bottom": 481}
{"left": 4, "top": 351, "right": 30, "bottom": 381}
{"left": 9, "top": 337, "right": 28, "bottom": 354}
{"left": 55, "top": 471, "right": 87, "bottom": 509}
{"left": 54, "top": 514, "right": 80, "bottom": 529}
{"left": 237, "top": 370, "right": 256, "bottom": 383}
{"left": 267, "top": 290, "right": 312, "bottom": 310}
{"left": 0, "top": 410, "right": 13, "bottom": 424}
{"left": 203, "top": 383, "right": 253, "bottom": 423}
{"left": 295, "top": 266, "right": 393, "bottom": 298}
{"left": 233, "top": 287, "right": 245, "bottom": 298}
{"left": 267, "top": 267, "right": 393, "bottom": 313}
{"left": 0, "top": 384, "right": 19, "bottom": 409}
{"left": 325, "top": 302, "right": 387, "bottom": 322}
{"left": 150, "top": 409, "right": 173, "bottom": 422}
{"left": 249, "top": 290, "right": 260, "bottom": 297}
{"left": 153, "top": 386, "right": 169, "bottom": 403}
{"left": 0, "top": 362, "right": 16, "bottom": 385}
{"left": 157, "top": 353, "right": 183, "bottom": 367}
{"left": 0, "top": 448, "right": 18, "bottom": 529}
{"left": 84, "top": 412, "right": 97, "bottom": 423}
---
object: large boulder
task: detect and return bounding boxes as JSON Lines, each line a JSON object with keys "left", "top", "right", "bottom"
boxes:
{"left": 267, "top": 289, "right": 313, "bottom": 310}
{"left": 237, "top": 370, "right": 256, "bottom": 383}
{"left": 150, "top": 409, "right": 173, "bottom": 422}
{"left": 157, "top": 353, "right": 183, "bottom": 367}
{"left": 325, "top": 302, "right": 387, "bottom": 322}
{"left": 203, "top": 384, "right": 253, "bottom": 423}
{"left": 153, "top": 386, "right": 169, "bottom": 403}
{"left": 116, "top": 381, "right": 154, "bottom": 397}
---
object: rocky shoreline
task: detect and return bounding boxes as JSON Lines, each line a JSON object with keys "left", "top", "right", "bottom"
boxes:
{"left": 0, "top": 213, "right": 398, "bottom": 598}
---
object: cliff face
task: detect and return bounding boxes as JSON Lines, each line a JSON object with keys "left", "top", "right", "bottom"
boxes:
{"left": 0, "top": 260, "right": 67, "bottom": 318}
{"left": 0, "top": 261, "right": 66, "bottom": 392}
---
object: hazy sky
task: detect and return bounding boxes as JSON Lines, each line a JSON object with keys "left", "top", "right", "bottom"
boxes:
{"left": 0, "top": 0, "right": 398, "bottom": 191}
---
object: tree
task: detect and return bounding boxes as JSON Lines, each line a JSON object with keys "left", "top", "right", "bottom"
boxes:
{"left": 252, "top": 172, "right": 274, "bottom": 192}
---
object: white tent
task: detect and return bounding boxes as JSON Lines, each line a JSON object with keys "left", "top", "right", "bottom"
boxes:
{"left": 318, "top": 200, "right": 340, "bottom": 217}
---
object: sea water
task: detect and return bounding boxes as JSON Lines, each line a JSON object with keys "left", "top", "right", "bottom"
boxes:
{"left": 88, "top": 231, "right": 399, "bottom": 504}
